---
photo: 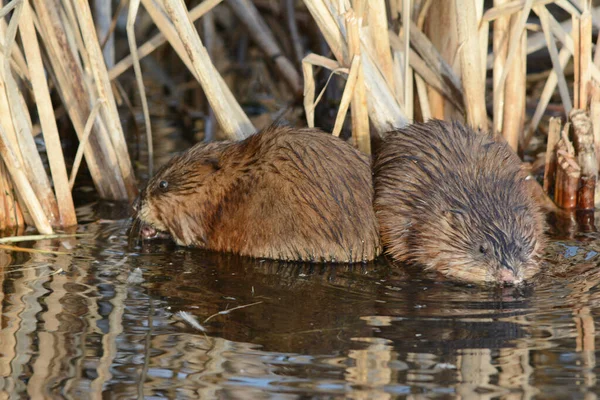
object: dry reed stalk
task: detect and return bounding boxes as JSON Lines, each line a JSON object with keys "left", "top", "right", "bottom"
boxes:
{"left": 19, "top": 0, "right": 76, "bottom": 227}
{"left": 159, "top": 0, "right": 255, "bottom": 139}
{"left": 127, "top": 0, "right": 153, "bottom": 176}
{"left": 284, "top": 0, "right": 304, "bottom": 65}
{"left": 1, "top": 2, "right": 58, "bottom": 226}
{"left": 70, "top": 100, "right": 105, "bottom": 189}
{"left": 303, "top": 0, "right": 408, "bottom": 131}
{"left": 536, "top": 6, "right": 572, "bottom": 114}
{"left": 493, "top": 0, "right": 533, "bottom": 136}
{"left": 543, "top": 117, "right": 562, "bottom": 195}
{"left": 227, "top": 0, "right": 302, "bottom": 95}
{"left": 301, "top": 54, "right": 347, "bottom": 128}
{"left": 493, "top": 0, "right": 509, "bottom": 135}
{"left": 524, "top": 47, "right": 571, "bottom": 147}
{"left": 415, "top": 74, "right": 431, "bottom": 121}
{"left": 576, "top": 5, "right": 592, "bottom": 110}
{"left": 407, "top": 23, "right": 464, "bottom": 111}
{"left": 345, "top": 10, "right": 370, "bottom": 153}
{"left": 109, "top": 0, "right": 223, "bottom": 80}
{"left": 402, "top": 0, "right": 411, "bottom": 117}
{"left": 0, "top": 125, "right": 52, "bottom": 234}
{"left": 455, "top": 0, "right": 488, "bottom": 130}
{"left": 591, "top": 84, "right": 600, "bottom": 167}
{"left": 332, "top": 55, "right": 361, "bottom": 137}
{"left": 571, "top": 109, "right": 596, "bottom": 209}
{"left": 555, "top": 123, "right": 580, "bottom": 210}
{"left": 424, "top": 0, "right": 459, "bottom": 120}
{"left": 93, "top": 0, "right": 114, "bottom": 67}
{"left": 33, "top": 0, "right": 130, "bottom": 201}
{"left": 502, "top": 12, "right": 527, "bottom": 151}
{"left": 71, "top": 0, "right": 138, "bottom": 200}
{"left": 366, "top": 0, "right": 395, "bottom": 93}
{"left": 483, "top": 0, "right": 555, "bottom": 21}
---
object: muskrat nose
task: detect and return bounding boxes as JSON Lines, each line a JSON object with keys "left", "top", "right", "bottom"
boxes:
{"left": 500, "top": 262, "right": 520, "bottom": 284}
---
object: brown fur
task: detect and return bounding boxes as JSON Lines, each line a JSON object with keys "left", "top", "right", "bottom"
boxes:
{"left": 135, "top": 126, "right": 381, "bottom": 263}
{"left": 373, "top": 120, "right": 545, "bottom": 284}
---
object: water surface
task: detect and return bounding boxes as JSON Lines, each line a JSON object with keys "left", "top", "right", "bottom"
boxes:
{"left": 0, "top": 202, "right": 599, "bottom": 399}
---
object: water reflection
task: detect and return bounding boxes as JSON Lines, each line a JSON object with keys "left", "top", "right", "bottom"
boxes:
{"left": 0, "top": 215, "right": 598, "bottom": 398}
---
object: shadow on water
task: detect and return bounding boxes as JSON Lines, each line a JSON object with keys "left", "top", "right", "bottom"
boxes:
{"left": 0, "top": 203, "right": 600, "bottom": 398}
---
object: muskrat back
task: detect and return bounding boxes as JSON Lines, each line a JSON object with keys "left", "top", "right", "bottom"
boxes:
{"left": 135, "top": 126, "right": 381, "bottom": 263}
{"left": 373, "top": 120, "right": 545, "bottom": 284}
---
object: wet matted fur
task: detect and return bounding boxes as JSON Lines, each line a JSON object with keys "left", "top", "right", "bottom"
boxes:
{"left": 135, "top": 126, "right": 381, "bottom": 263}
{"left": 373, "top": 120, "right": 545, "bottom": 284}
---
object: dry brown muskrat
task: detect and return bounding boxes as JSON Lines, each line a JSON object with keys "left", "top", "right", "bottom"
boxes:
{"left": 133, "top": 126, "right": 381, "bottom": 263}
{"left": 373, "top": 120, "right": 545, "bottom": 284}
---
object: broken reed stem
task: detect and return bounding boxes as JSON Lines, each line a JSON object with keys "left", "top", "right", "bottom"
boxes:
{"left": 544, "top": 117, "right": 562, "bottom": 196}
{"left": 19, "top": 0, "right": 76, "bottom": 227}
{"left": 162, "top": 0, "right": 255, "bottom": 140}
{"left": 555, "top": 123, "right": 580, "bottom": 210}
{"left": 227, "top": 0, "right": 302, "bottom": 95}
{"left": 571, "top": 109, "right": 596, "bottom": 210}
{"left": 127, "top": 0, "right": 153, "bottom": 176}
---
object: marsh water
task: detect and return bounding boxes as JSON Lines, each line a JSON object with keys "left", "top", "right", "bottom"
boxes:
{"left": 4, "top": 121, "right": 600, "bottom": 399}
{"left": 0, "top": 201, "right": 599, "bottom": 399}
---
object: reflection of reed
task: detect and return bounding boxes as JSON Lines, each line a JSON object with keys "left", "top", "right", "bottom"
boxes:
{"left": 89, "top": 256, "right": 129, "bottom": 397}
{"left": 0, "top": 245, "right": 54, "bottom": 397}
{"left": 0, "top": 251, "right": 12, "bottom": 400}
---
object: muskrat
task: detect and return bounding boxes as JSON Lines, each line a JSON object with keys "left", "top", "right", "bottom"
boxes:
{"left": 373, "top": 120, "right": 545, "bottom": 284}
{"left": 133, "top": 126, "right": 381, "bottom": 263}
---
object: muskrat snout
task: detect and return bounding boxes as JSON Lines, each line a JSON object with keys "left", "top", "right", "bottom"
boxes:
{"left": 140, "top": 225, "right": 157, "bottom": 239}
{"left": 500, "top": 267, "right": 521, "bottom": 285}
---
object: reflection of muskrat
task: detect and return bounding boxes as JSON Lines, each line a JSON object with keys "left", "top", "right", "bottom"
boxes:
{"left": 373, "top": 120, "right": 545, "bottom": 284}
{"left": 133, "top": 126, "right": 381, "bottom": 263}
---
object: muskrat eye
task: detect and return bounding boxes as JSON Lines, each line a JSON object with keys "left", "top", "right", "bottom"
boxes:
{"left": 479, "top": 244, "right": 489, "bottom": 255}
{"left": 158, "top": 180, "right": 169, "bottom": 191}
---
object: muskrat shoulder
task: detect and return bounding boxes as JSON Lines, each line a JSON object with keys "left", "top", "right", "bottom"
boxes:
{"left": 135, "top": 125, "right": 381, "bottom": 263}
{"left": 373, "top": 120, "right": 545, "bottom": 284}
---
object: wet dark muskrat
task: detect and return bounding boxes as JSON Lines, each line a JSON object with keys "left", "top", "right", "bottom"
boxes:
{"left": 133, "top": 126, "right": 381, "bottom": 263}
{"left": 373, "top": 120, "right": 545, "bottom": 284}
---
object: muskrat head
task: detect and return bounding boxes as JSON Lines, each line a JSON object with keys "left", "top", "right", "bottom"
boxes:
{"left": 133, "top": 142, "right": 228, "bottom": 247}
{"left": 417, "top": 204, "right": 544, "bottom": 285}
